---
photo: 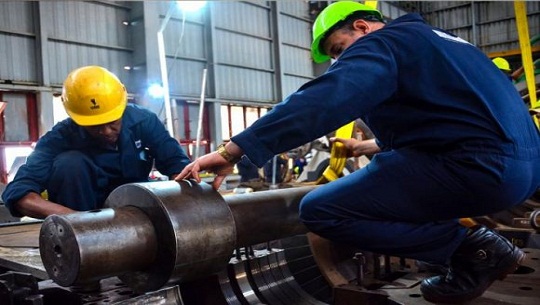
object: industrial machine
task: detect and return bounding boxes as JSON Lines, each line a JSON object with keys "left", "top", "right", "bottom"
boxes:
{"left": 0, "top": 180, "right": 539, "bottom": 305}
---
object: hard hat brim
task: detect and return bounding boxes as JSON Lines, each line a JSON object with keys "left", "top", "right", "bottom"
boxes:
{"left": 67, "top": 100, "right": 127, "bottom": 126}
{"left": 311, "top": 36, "right": 332, "bottom": 63}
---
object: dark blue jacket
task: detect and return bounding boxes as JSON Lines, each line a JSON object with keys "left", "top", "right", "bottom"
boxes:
{"left": 2, "top": 104, "right": 190, "bottom": 213}
{"left": 232, "top": 14, "right": 540, "bottom": 166}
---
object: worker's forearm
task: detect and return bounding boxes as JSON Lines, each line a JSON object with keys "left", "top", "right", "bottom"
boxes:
{"left": 360, "top": 138, "right": 382, "bottom": 155}
{"left": 224, "top": 141, "right": 244, "bottom": 159}
{"left": 16, "top": 192, "right": 76, "bottom": 219}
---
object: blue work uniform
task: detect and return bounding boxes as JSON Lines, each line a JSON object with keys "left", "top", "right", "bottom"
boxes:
{"left": 231, "top": 14, "right": 540, "bottom": 264}
{"left": 2, "top": 104, "right": 190, "bottom": 216}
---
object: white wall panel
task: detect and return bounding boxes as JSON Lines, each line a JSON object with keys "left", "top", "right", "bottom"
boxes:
{"left": 47, "top": 42, "right": 131, "bottom": 86}
{"left": 0, "top": 35, "right": 37, "bottom": 83}
{"left": 280, "top": 1, "right": 311, "bottom": 19}
{"left": 0, "top": 1, "right": 36, "bottom": 83}
{"left": 212, "top": 2, "right": 271, "bottom": 38}
{"left": 45, "top": 1, "right": 132, "bottom": 86}
{"left": 0, "top": 1, "right": 33, "bottom": 31}
{"left": 216, "top": 66, "right": 274, "bottom": 101}
{"left": 215, "top": 30, "right": 273, "bottom": 70}
{"left": 3, "top": 93, "right": 29, "bottom": 142}
{"left": 420, "top": 1, "right": 540, "bottom": 56}
{"left": 163, "top": 20, "right": 205, "bottom": 59}
{"left": 168, "top": 59, "right": 207, "bottom": 97}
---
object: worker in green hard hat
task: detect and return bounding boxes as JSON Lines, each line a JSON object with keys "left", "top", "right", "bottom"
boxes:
{"left": 177, "top": 2, "right": 540, "bottom": 303}
{"left": 311, "top": 1, "right": 384, "bottom": 63}
{"left": 492, "top": 57, "right": 513, "bottom": 80}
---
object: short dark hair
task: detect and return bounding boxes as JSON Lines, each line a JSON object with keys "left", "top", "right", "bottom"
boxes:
{"left": 320, "top": 11, "right": 385, "bottom": 49}
{"left": 339, "top": 11, "right": 385, "bottom": 31}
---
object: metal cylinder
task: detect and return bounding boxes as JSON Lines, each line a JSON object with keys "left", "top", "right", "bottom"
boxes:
{"left": 39, "top": 181, "right": 316, "bottom": 292}
{"left": 39, "top": 206, "right": 157, "bottom": 286}
{"left": 225, "top": 186, "right": 315, "bottom": 247}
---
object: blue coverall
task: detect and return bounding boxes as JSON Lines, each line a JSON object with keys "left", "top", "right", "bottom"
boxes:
{"left": 230, "top": 14, "right": 540, "bottom": 264}
{"left": 2, "top": 104, "right": 190, "bottom": 216}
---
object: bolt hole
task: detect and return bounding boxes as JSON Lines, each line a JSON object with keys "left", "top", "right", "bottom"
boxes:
{"left": 519, "top": 286, "right": 533, "bottom": 291}
{"left": 409, "top": 293, "right": 422, "bottom": 298}
{"left": 514, "top": 265, "right": 534, "bottom": 274}
{"left": 54, "top": 245, "right": 62, "bottom": 257}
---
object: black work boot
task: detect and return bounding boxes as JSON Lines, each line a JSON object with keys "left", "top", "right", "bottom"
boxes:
{"left": 420, "top": 225, "right": 525, "bottom": 303}
{"left": 415, "top": 260, "right": 449, "bottom": 275}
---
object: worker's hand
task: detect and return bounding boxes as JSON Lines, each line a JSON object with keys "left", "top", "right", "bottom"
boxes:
{"left": 329, "top": 137, "right": 381, "bottom": 157}
{"left": 16, "top": 192, "right": 77, "bottom": 219}
{"left": 175, "top": 152, "right": 235, "bottom": 190}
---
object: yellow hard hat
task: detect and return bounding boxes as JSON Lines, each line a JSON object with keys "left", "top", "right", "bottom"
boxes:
{"left": 492, "top": 57, "right": 511, "bottom": 72}
{"left": 62, "top": 66, "right": 127, "bottom": 126}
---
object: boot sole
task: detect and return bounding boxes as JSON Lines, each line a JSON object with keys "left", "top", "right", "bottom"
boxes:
{"left": 422, "top": 247, "right": 526, "bottom": 304}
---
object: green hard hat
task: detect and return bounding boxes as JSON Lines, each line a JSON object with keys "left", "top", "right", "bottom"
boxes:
{"left": 492, "top": 57, "right": 511, "bottom": 72}
{"left": 311, "top": 1, "right": 383, "bottom": 63}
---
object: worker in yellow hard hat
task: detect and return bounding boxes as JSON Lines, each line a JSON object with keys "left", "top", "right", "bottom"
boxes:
{"left": 2, "top": 65, "right": 190, "bottom": 219}
{"left": 176, "top": 1, "right": 539, "bottom": 303}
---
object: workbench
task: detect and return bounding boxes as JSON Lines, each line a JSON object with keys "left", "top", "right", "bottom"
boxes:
{"left": 0, "top": 221, "right": 46, "bottom": 280}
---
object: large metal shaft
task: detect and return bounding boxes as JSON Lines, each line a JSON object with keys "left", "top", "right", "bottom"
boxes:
{"left": 39, "top": 180, "right": 315, "bottom": 292}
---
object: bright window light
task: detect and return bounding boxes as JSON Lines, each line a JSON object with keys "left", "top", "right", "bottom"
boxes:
{"left": 176, "top": 1, "right": 206, "bottom": 12}
{"left": 148, "top": 83, "right": 165, "bottom": 98}
{"left": 5, "top": 146, "right": 34, "bottom": 182}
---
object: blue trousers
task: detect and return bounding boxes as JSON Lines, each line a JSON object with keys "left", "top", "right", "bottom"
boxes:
{"left": 46, "top": 151, "right": 120, "bottom": 211}
{"left": 299, "top": 148, "right": 540, "bottom": 264}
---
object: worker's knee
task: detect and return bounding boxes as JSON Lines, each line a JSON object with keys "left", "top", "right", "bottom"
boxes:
{"left": 298, "top": 191, "right": 324, "bottom": 223}
{"left": 52, "top": 151, "right": 94, "bottom": 177}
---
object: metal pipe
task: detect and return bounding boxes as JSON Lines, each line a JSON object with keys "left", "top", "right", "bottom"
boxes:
{"left": 224, "top": 186, "right": 315, "bottom": 247}
{"left": 157, "top": 1, "right": 176, "bottom": 136}
{"left": 194, "top": 68, "right": 208, "bottom": 158}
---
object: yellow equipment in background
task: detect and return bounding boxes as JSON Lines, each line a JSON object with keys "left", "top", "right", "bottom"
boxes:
{"left": 514, "top": 1, "right": 539, "bottom": 128}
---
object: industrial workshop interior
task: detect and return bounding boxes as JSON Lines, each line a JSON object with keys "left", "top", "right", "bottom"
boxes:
{"left": 0, "top": 0, "right": 539, "bottom": 304}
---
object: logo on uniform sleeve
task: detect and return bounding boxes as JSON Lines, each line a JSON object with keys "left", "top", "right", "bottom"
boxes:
{"left": 432, "top": 29, "right": 472, "bottom": 45}
{"left": 135, "top": 140, "right": 142, "bottom": 149}
{"left": 90, "top": 98, "right": 100, "bottom": 110}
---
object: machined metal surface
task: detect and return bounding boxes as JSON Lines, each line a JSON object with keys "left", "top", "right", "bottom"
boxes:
{"left": 33, "top": 182, "right": 540, "bottom": 304}
{"left": 39, "top": 181, "right": 315, "bottom": 293}
{"left": 39, "top": 206, "right": 157, "bottom": 287}
{"left": 40, "top": 181, "right": 237, "bottom": 292}
{"left": 225, "top": 186, "right": 315, "bottom": 247}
